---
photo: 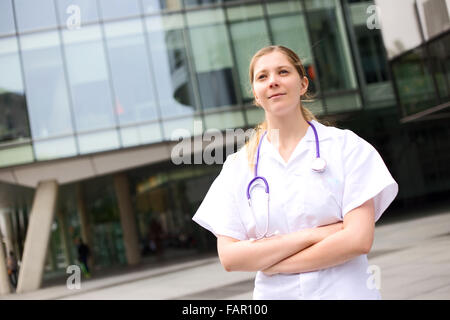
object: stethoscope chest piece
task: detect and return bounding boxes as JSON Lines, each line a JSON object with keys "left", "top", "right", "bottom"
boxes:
{"left": 311, "top": 157, "right": 327, "bottom": 173}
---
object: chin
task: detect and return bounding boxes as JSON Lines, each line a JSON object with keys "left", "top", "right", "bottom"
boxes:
{"left": 266, "top": 104, "right": 298, "bottom": 117}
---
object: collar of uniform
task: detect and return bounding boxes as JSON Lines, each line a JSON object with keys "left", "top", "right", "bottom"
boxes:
{"left": 304, "top": 119, "right": 333, "bottom": 142}
{"left": 259, "top": 119, "right": 332, "bottom": 155}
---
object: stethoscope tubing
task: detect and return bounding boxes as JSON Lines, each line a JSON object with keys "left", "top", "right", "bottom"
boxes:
{"left": 246, "top": 121, "right": 325, "bottom": 239}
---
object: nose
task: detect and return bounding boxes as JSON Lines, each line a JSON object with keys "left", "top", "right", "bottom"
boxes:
{"left": 268, "top": 73, "right": 279, "bottom": 88}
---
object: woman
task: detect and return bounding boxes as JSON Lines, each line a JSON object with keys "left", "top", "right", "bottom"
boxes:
{"left": 192, "top": 45, "right": 398, "bottom": 299}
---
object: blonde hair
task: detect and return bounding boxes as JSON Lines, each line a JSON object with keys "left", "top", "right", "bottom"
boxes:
{"left": 245, "top": 45, "right": 319, "bottom": 171}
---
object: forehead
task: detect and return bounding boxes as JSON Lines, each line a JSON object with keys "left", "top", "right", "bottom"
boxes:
{"left": 253, "top": 51, "right": 293, "bottom": 74}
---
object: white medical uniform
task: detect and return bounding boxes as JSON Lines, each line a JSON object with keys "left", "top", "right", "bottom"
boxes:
{"left": 192, "top": 120, "right": 398, "bottom": 300}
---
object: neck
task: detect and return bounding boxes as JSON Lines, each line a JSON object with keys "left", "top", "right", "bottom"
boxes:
{"left": 265, "top": 108, "right": 310, "bottom": 149}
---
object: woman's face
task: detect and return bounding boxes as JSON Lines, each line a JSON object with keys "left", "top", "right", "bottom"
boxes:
{"left": 252, "top": 50, "right": 308, "bottom": 117}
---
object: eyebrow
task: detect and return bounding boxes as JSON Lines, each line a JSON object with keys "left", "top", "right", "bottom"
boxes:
{"left": 254, "top": 65, "right": 292, "bottom": 76}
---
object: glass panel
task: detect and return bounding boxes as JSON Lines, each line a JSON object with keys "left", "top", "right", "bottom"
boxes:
{"left": 187, "top": 8, "right": 237, "bottom": 110}
{"left": 303, "top": 99, "right": 324, "bottom": 115}
{"left": 120, "top": 122, "right": 162, "bottom": 147}
{"left": 429, "top": 33, "right": 450, "bottom": 100}
{"left": 56, "top": 0, "right": 100, "bottom": 27}
{"left": 266, "top": 0, "right": 302, "bottom": 15}
{"left": 0, "top": 144, "right": 33, "bottom": 168}
{"left": 0, "top": 0, "right": 15, "bottom": 35}
{"left": 245, "top": 107, "right": 265, "bottom": 127}
{"left": 34, "top": 136, "right": 77, "bottom": 160}
{"left": 183, "top": 0, "right": 223, "bottom": 8}
{"left": 62, "top": 25, "right": 116, "bottom": 132}
{"left": 15, "top": 0, "right": 58, "bottom": 33}
{"left": 305, "top": 0, "right": 357, "bottom": 92}
{"left": 20, "top": 31, "right": 74, "bottom": 139}
{"left": 99, "top": 0, "right": 140, "bottom": 20}
{"left": 163, "top": 116, "right": 201, "bottom": 140}
{"left": 365, "top": 82, "right": 395, "bottom": 109}
{"left": 204, "top": 111, "right": 245, "bottom": 130}
{"left": 0, "top": 37, "right": 31, "bottom": 145}
{"left": 146, "top": 14, "right": 197, "bottom": 118}
{"left": 228, "top": 6, "right": 270, "bottom": 103}
{"left": 226, "top": 4, "right": 264, "bottom": 21}
{"left": 78, "top": 130, "right": 120, "bottom": 154}
{"left": 392, "top": 49, "right": 438, "bottom": 116}
{"left": 104, "top": 19, "right": 159, "bottom": 126}
{"left": 268, "top": 10, "right": 319, "bottom": 95}
{"left": 325, "top": 92, "right": 361, "bottom": 113}
{"left": 142, "top": 0, "right": 182, "bottom": 13}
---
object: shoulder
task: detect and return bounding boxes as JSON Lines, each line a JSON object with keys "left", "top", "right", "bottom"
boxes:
{"left": 320, "top": 122, "right": 371, "bottom": 151}
{"left": 223, "top": 144, "right": 248, "bottom": 169}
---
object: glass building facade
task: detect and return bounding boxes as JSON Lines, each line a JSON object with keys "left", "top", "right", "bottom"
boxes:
{"left": 0, "top": 0, "right": 449, "bottom": 284}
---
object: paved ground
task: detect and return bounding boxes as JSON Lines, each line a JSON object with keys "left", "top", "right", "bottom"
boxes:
{"left": 1, "top": 203, "right": 450, "bottom": 300}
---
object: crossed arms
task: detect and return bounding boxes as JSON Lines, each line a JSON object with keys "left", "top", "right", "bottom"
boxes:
{"left": 217, "top": 198, "right": 375, "bottom": 275}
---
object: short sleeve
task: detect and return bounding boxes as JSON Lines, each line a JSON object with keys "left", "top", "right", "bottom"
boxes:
{"left": 192, "top": 154, "right": 247, "bottom": 240}
{"left": 341, "top": 131, "right": 398, "bottom": 223}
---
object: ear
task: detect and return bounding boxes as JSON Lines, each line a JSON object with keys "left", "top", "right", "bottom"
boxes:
{"left": 300, "top": 76, "right": 309, "bottom": 96}
{"left": 253, "top": 89, "right": 260, "bottom": 106}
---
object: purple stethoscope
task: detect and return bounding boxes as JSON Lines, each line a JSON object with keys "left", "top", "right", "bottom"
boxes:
{"left": 246, "top": 121, "right": 326, "bottom": 240}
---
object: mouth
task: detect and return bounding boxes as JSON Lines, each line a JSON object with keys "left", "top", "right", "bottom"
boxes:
{"left": 268, "top": 93, "right": 286, "bottom": 99}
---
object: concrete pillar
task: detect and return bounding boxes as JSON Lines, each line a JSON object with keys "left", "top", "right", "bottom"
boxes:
{"left": 76, "top": 182, "right": 94, "bottom": 268}
{"left": 113, "top": 172, "right": 140, "bottom": 266}
{"left": 16, "top": 180, "right": 58, "bottom": 293}
{"left": 0, "top": 229, "right": 11, "bottom": 295}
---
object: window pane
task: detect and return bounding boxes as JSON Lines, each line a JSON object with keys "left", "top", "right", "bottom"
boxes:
{"left": 229, "top": 17, "right": 270, "bottom": 102}
{"left": 266, "top": 0, "right": 302, "bottom": 15}
{"left": 15, "top": 0, "right": 58, "bottom": 33}
{"left": 20, "top": 31, "right": 74, "bottom": 139}
{"left": 146, "top": 14, "right": 197, "bottom": 118}
{"left": 187, "top": 8, "right": 237, "bottom": 110}
{"left": 78, "top": 130, "right": 120, "bottom": 154}
{"left": 392, "top": 49, "right": 438, "bottom": 116}
{"left": 104, "top": 19, "right": 159, "bottom": 126}
{"left": 245, "top": 107, "right": 265, "bottom": 127}
{"left": 303, "top": 99, "right": 324, "bottom": 116}
{"left": 183, "top": 0, "right": 223, "bottom": 8}
{"left": 429, "top": 33, "right": 450, "bottom": 100}
{"left": 99, "top": 0, "right": 140, "bottom": 20}
{"left": 34, "top": 136, "right": 77, "bottom": 160}
{"left": 0, "top": 37, "right": 31, "bottom": 145}
{"left": 142, "top": 0, "right": 182, "bottom": 14}
{"left": 56, "top": 0, "right": 100, "bottom": 27}
{"left": 163, "top": 116, "right": 199, "bottom": 141}
{"left": 120, "top": 122, "right": 162, "bottom": 147}
{"left": 62, "top": 25, "right": 116, "bottom": 132}
{"left": 325, "top": 92, "right": 361, "bottom": 113}
{"left": 0, "top": 144, "right": 34, "bottom": 168}
{"left": 0, "top": 0, "right": 15, "bottom": 35}
{"left": 204, "top": 111, "right": 245, "bottom": 131}
{"left": 305, "top": 0, "right": 357, "bottom": 92}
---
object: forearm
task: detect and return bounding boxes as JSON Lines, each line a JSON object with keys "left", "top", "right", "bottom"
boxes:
{"left": 219, "top": 222, "right": 342, "bottom": 272}
{"left": 218, "top": 230, "right": 316, "bottom": 272}
{"left": 263, "top": 228, "right": 367, "bottom": 274}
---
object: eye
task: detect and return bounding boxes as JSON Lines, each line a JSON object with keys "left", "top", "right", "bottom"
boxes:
{"left": 257, "top": 74, "right": 266, "bottom": 80}
{"left": 280, "top": 69, "right": 288, "bottom": 74}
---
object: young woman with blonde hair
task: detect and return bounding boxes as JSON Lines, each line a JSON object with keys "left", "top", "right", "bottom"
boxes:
{"left": 193, "top": 45, "right": 398, "bottom": 299}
